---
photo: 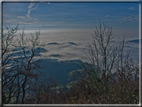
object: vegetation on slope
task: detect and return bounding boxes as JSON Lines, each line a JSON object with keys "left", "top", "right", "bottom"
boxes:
{"left": 2, "top": 23, "right": 139, "bottom": 104}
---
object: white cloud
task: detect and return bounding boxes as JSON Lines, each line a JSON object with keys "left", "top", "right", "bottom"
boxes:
{"left": 5, "top": 20, "right": 12, "bottom": 23}
{"left": 3, "top": 14, "right": 10, "bottom": 17}
{"left": 18, "top": 16, "right": 26, "bottom": 19}
{"left": 105, "top": 15, "right": 109, "bottom": 17}
{"left": 28, "top": 3, "right": 35, "bottom": 9}
{"left": 121, "top": 16, "right": 138, "bottom": 21}
{"left": 26, "top": 3, "right": 39, "bottom": 19}
{"left": 19, "top": 21, "right": 38, "bottom": 25}
{"left": 129, "top": 7, "right": 134, "bottom": 10}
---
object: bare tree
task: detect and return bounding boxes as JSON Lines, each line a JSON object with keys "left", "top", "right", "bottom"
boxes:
{"left": 13, "top": 30, "right": 45, "bottom": 103}
{"left": 2, "top": 25, "right": 55, "bottom": 104}
{"left": 2, "top": 25, "right": 19, "bottom": 103}
{"left": 79, "top": 22, "right": 139, "bottom": 95}
{"left": 28, "top": 75, "right": 58, "bottom": 104}
{"left": 79, "top": 22, "right": 119, "bottom": 94}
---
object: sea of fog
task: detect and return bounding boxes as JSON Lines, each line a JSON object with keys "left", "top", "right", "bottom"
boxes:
{"left": 16, "top": 28, "right": 139, "bottom": 61}
{"left": 1, "top": 28, "right": 140, "bottom": 86}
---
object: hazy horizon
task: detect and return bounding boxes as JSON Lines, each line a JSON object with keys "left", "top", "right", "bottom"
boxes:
{"left": 2, "top": 2, "right": 139, "bottom": 61}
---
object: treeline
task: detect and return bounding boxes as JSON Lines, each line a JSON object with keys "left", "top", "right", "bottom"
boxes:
{"left": 2, "top": 23, "right": 139, "bottom": 104}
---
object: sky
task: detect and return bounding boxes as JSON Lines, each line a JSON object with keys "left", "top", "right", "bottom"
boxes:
{"left": 2, "top": 2, "right": 140, "bottom": 61}
{"left": 2, "top": 2, "right": 139, "bottom": 38}
{"left": 3, "top": 3, "right": 139, "bottom": 27}
{"left": 3, "top": 2, "right": 139, "bottom": 30}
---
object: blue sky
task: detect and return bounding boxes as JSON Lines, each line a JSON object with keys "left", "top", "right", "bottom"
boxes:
{"left": 2, "top": 2, "right": 140, "bottom": 60}
{"left": 3, "top": 2, "right": 139, "bottom": 31}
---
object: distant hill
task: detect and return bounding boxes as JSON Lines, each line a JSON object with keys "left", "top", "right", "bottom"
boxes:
{"left": 10, "top": 47, "right": 48, "bottom": 57}
{"left": 7, "top": 46, "right": 82, "bottom": 86}
{"left": 128, "top": 39, "right": 142, "bottom": 44}
{"left": 37, "top": 59, "right": 83, "bottom": 86}
{"left": 47, "top": 42, "right": 77, "bottom": 46}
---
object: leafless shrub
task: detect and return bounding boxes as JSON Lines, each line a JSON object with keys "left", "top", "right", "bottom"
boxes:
{"left": 74, "top": 22, "right": 139, "bottom": 104}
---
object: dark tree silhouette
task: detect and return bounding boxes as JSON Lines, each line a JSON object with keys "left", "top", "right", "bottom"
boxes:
{"left": 75, "top": 22, "right": 139, "bottom": 103}
{"left": 2, "top": 25, "right": 57, "bottom": 104}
